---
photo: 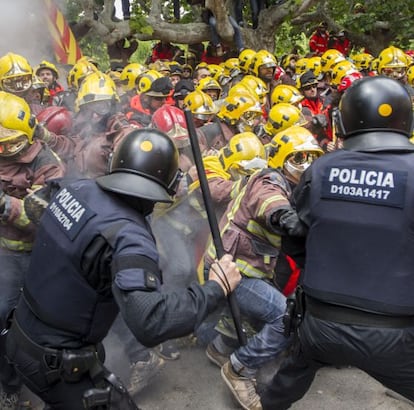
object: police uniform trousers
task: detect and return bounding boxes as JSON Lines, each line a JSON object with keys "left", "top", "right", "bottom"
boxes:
{"left": 6, "top": 324, "right": 107, "bottom": 410}
{"left": 260, "top": 300, "right": 414, "bottom": 410}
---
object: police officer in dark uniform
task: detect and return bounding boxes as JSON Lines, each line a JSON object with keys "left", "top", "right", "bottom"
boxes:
{"left": 4, "top": 129, "right": 241, "bottom": 409}
{"left": 260, "top": 76, "right": 414, "bottom": 409}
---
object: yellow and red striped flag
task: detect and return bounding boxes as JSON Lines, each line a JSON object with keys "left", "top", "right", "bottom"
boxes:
{"left": 43, "top": 0, "right": 82, "bottom": 65}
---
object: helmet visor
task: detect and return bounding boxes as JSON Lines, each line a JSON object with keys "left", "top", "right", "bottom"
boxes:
{"left": 0, "top": 135, "right": 29, "bottom": 157}
{"left": 240, "top": 111, "right": 262, "bottom": 130}
{"left": 2, "top": 75, "right": 32, "bottom": 94}
{"left": 381, "top": 67, "right": 406, "bottom": 80}
{"left": 284, "top": 151, "right": 319, "bottom": 182}
{"left": 238, "top": 157, "right": 267, "bottom": 172}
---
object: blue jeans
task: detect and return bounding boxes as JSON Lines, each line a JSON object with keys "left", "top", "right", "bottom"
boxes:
{"left": 232, "top": 277, "right": 291, "bottom": 372}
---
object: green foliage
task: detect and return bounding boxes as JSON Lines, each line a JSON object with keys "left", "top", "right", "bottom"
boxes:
{"left": 79, "top": 37, "right": 110, "bottom": 72}
{"left": 327, "top": 0, "right": 414, "bottom": 49}
{"left": 63, "top": 0, "right": 414, "bottom": 68}
{"left": 130, "top": 41, "right": 154, "bottom": 64}
{"left": 129, "top": 14, "right": 154, "bottom": 36}
{"left": 274, "top": 22, "right": 309, "bottom": 57}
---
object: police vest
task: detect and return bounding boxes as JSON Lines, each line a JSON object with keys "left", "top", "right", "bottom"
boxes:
{"left": 23, "top": 179, "right": 160, "bottom": 344}
{"left": 302, "top": 149, "right": 414, "bottom": 315}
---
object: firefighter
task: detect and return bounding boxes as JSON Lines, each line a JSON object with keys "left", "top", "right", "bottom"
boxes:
{"left": 35, "top": 60, "right": 65, "bottom": 105}
{"left": 127, "top": 74, "right": 172, "bottom": 128}
{"left": 309, "top": 22, "right": 330, "bottom": 56}
{"left": 195, "top": 92, "right": 263, "bottom": 153}
{"left": 69, "top": 71, "right": 136, "bottom": 178}
{"left": 205, "top": 126, "right": 323, "bottom": 410}
{"left": 5, "top": 129, "right": 240, "bottom": 409}
{"left": 0, "top": 92, "right": 65, "bottom": 409}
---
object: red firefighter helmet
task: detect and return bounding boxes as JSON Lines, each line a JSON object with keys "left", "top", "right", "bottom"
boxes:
{"left": 273, "top": 65, "right": 286, "bottom": 82}
{"left": 337, "top": 71, "right": 363, "bottom": 93}
{"left": 151, "top": 105, "right": 189, "bottom": 149}
{"left": 36, "top": 106, "right": 73, "bottom": 135}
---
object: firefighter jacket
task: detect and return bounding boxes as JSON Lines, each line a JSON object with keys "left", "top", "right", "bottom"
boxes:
{"left": 309, "top": 30, "right": 329, "bottom": 55}
{"left": 126, "top": 94, "right": 152, "bottom": 128}
{"left": 294, "top": 133, "right": 414, "bottom": 315}
{"left": 47, "top": 81, "right": 65, "bottom": 105}
{"left": 301, "top": 97, "right": 332, "bottom": 151}
{"left": 206, "top": 168, "right": 292, "bottom": 279}
{"left": 0, "top": 140, "right": 65, "bottom": 252}
{"left": 189, "top": 155, "right": 244, "bottom": 208}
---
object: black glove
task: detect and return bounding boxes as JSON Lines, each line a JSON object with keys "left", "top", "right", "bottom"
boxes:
{"left": 272, "top": 208, "right": 307, "bottom": 237}
{"left": 312, "top": 113, "right": 328, "bottom": 129}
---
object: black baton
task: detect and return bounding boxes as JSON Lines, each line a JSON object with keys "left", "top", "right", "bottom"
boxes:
{"left": 184, "top": 109, "right": 247, "bottom": 346}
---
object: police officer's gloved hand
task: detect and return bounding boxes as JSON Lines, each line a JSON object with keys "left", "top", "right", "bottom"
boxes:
{"left": 271, "top": 208, "right": 307, "bottom": 237}
{"left": 312, "top": 113, "right": 328, "bottom": 129}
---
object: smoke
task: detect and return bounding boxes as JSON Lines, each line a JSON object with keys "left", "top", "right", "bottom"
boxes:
{"left": 0, "top": 0, "right": 56, "bottom": 67}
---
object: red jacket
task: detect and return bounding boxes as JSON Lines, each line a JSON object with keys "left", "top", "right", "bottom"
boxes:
{"left": 48, "top": 82, "right": 65, "bottom": 105}
{"left": 309, "top": 30, "right": 329, "bottom": 55}
{"left": 150, "top": 43, "right": 179, "bottom": 62}
{"left": 331, "top": 38, "right": 351, "bottom": 56}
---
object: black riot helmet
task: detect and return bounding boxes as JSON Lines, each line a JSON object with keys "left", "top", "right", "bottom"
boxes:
{"left": 337, "top": 76, "right": 413, "bottom": 139}
{"left": 96, "top": 129, "right": 181, "bottom": 203}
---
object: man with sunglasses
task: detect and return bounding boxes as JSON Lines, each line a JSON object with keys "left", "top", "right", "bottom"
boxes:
{"left": 299, "top": 70, "right": 332, "bottom": 151}
{"left": 127, "top": 77, "right": 173, "bottom": 128}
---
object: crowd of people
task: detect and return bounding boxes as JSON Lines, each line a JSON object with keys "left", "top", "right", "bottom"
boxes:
{"left": 0, "top": 34, "right": 413, "bottom": 410}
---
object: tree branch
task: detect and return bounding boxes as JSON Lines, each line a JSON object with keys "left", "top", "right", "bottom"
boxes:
{"left": 205, "top": 0, "right": 235, "bottom": 41}
{"left": 78, "top": 0, "right": 130, "bottom": 44}
{"left": 149, "top": 0, "right": 162, "bottom": 18}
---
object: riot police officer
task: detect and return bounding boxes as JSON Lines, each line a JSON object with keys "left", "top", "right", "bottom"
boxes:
{"left": 5, "top": 128, "right": 241, "bottom": 409}
{"left": 260, "top": 76, "right": 414, "bottom": 409}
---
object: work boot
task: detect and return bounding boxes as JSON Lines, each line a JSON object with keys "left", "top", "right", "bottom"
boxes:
{"left": 0, "top": 391, "right": 19, "bottom": 410}
{"left": 127, "top": 351, "right": 165, "bottom": 396}
{"left": 205, "top": 342, "right": 229, "bottom": 368}
{"left": 155, "top": 340, "right": 180, "bottom": 360}
{"left": 221, "top": 361, "right": 262, "bottom": 410}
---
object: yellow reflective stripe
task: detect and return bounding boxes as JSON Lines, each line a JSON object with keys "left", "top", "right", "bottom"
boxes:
{"left": 14, "top": 208, "right": 31, "bottom": 228}
{"left": 207, "top": 240, "right": 217, "bottom": 260}
{"left": 257, "top": 194, "right": 286, "bottom": 217}
{"left": 235, "top": 258, "right": 272, "bottom": 279}
{"left": 207, "top": 184, "right": 247, "bottom": 261}
{"left": 0, "top": 238, "right": 32, "bottom": 252}
{"left": 246, "top": 220, "right": 281, "bottom": 248}
{"left": 230, "top": 179, "right": 243, "bottom": 200}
